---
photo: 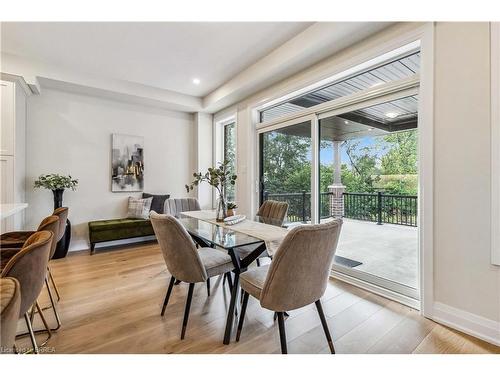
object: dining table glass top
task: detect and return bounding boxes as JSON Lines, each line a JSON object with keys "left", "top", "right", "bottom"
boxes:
{"left": 177, "top": 216, "right": 265, "bottom": 250}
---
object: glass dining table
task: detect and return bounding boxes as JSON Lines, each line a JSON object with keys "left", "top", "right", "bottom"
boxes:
{"left": 178, "top": 212, "right": 285, "bottom": 345}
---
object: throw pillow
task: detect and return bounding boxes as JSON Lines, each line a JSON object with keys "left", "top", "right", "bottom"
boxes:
{"left": 127, "top": 196, "right": 153, "bottom": 219}
{"left": 142, "top": 193, "right": 170, "bottom": 214}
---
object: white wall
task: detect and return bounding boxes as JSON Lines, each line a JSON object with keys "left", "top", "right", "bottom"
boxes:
{"left": 26, "top": 88, "right": 195, "bottom": 251}
{"left": 432, "top": 22, "right": 500, "bottom": 337}
{"left": 193, "top": 112, "right": 214, "bottom": 209}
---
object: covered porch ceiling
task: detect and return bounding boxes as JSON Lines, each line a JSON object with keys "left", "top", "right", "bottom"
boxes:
{"left": 272, "top": 94, "right": 418, "bottom": 141}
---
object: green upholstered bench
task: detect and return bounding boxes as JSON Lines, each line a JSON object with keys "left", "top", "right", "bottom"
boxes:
{"left": 88, "top": 218, "right": 155, "bottom": 255}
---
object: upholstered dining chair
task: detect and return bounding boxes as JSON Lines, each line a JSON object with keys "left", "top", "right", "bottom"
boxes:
{"left": 0, "top": 215, "right": 62, "bottom": 331}
{"left": 150, "top": 211, "right": 234, "bottom": 339}
{"left": 0, "top": 277, "right": 21, "bottom": 354}
{"left": 1, "top": 231, "right": 54, "bottom": 354}
{"left": 235, "top": 218, "right": 343, "bottom": 354}
{"left": 162, "top": 198, "right": 219, "bottom": 293}
{"left": 163, "top": 198, "right": 201, "bottom": 218}
{"left": 235, "top": 200, "right": 289, "bottom": 267}
{"left": 257, "top": 200, "right": 289, "bottom": 224}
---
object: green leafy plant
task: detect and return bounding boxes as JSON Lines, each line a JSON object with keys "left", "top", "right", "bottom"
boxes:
{"left": 185, "top": 160, "right": 237, "bottom": 198}
{"left": 227, "top": 202, "right": 237, "bottom": 209}
{"left": 34, "top": 174, "right": 79, "bottom": 191}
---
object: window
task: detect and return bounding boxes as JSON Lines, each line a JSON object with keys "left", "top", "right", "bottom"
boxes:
{"left": 223, "top": 122, "right": 236, "bottom": 202}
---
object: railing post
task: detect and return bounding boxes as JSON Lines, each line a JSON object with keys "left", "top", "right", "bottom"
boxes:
{"left": 302, "top": 190, "right": 306, "bottom": 222}
{"left": 377, "top": 191, "right": 383, "bottom": 225}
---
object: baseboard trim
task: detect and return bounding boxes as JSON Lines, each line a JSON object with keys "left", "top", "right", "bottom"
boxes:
{"left": 330, "top": 270, "right": 420, "bottom": 310}
{"left": 432, "top": 302, "right": 500, "bottom": 347}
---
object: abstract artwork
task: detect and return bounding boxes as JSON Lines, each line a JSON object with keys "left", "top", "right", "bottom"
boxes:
{"left": 111, "top": 134, "right": 144, "bottom": 192}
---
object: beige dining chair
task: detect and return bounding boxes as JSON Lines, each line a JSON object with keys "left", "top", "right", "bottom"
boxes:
{"left": 236, "top": 218, "right": 343, "bottom": 354}
{"left": 257, "top": 200, "right": 289, "bottom": 224}
{"left": 150, "top": 211, "right": 234, "bottom": 339}
{"left": 234, "top": 200, "right": 289, "bottom": 267}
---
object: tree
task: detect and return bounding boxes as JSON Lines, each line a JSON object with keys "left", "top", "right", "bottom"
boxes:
{"left": 380, "top": 130, "right": 418, "bottom": 175}
{"left": 341, "top": 139, "right": 380, "bottom": 193}
{"left": 224, "top": 123, "right": 236, "bottom": 201}
{"left": 262, "top": 133, "right": 311, "bottom": 193}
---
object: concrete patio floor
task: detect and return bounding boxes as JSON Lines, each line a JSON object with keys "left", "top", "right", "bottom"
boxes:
{"left": 333, "top": 219, "right": 418, "bottom": 289}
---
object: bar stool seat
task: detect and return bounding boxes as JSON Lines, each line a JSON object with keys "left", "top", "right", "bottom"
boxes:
{"left": 0, "top": 277, "right": 21, "bottom": 353}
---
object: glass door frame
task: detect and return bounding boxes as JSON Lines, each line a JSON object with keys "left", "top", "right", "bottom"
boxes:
{"left": 256, "top": 84, "right": 421, "bottom": 305}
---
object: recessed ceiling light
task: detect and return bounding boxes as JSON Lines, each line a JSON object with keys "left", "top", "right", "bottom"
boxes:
{"left": 344, "top": 120, "right": 349, "bottom": 124}
{"left": 192, "top": 78, "right": 201, "bottom": 85}
{"left": 385, "top": 112, "right": 399, "bottom": 119}
{"left": 371, "top": 82, "right": 384, "bottom": 88}
{"left": 368, "top": 128, "right": 374, "bottom": 131}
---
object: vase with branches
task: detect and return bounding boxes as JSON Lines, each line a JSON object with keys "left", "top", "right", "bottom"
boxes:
{"left": 186, "top": 160, "right": 237, "bottom": 222}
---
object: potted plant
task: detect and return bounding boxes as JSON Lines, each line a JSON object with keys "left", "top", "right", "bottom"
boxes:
{"left": 34, "top": 174, "right": 78, "bottom": 259}
{"left": 226, "top": 202, "right": 237, "bottom": 217}
{"left": 186, "top": 160, "right": 237, "bottom": 222}
{"left": 34, "top": 174, "right": 79, "bottom": 209}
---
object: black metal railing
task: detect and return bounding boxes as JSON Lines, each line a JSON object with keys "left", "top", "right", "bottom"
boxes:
{"left": 263, "top": 191, "right": 418, "bottom": 226}
{"left": 343, "top": 192, "right": 417, "bottom": 226}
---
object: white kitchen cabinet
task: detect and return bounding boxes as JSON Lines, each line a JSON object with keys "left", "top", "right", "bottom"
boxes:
{"left": 0, "top": 78, "right": 27, "bottom": 232}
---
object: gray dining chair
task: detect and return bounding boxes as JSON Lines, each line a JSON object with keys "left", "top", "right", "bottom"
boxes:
{"left": 163, "top": 198, "right": 201, "bottom": 218}
{"left": 236, "top": 218, "right": 343, "bottom": 354}
{"left": 162, "top": 198, "right": 217, "bottom": 293}
{"left": 150, "top": 211, "right": 234, "bottom": 339}
{"left": 257, "top": 200, "right": 289, "bottom": 224}
{"left": 234, "top": 200, "right": 289, "bottom": 267}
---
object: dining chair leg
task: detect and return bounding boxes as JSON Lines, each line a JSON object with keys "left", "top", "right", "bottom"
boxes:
{"left": 223, "top": 272, "right": 240, "bottom": 345}
{"left": 161, "top": 276, "right": 175, "bottom": 316}
{"left": 181, "top": 283, "right": 195, "bottom": 339}
{"left": 236, "top": 291, "right": 249, "bottom": 342}
{"left": 256, "top": 258, "right": 261, "bottom": 267}
{"left": 48, "top": 266, "right": 61, "bottom": 302}
{"left": 315, "top": 300, "right": 335, "bottom": 354}
{"left": 206, "top": 278, "right": 211, "bottom": 296}
{"left": 24, "top": 312, "right": 39, "bottom": 354}
{"left": 225, "top": 272, "right": 233, "bottom": 292}
{"left": 277, "top": 312, "right": 288, "bottom": 354}
{"left": 45, "top": 277, "right": 62, "bottom": 330}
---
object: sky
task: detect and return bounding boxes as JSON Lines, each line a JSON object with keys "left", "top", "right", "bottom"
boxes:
{"left": 319, "top": 135, "right": 390, "bottom": 167}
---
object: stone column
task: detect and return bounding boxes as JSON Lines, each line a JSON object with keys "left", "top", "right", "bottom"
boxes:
{"left": 328, "top": 141, "right": 345, "bottom": 218}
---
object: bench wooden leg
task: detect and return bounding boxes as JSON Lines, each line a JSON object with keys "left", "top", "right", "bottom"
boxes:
{"left": 90, "top": 243, "right": 96, "bottom": 255}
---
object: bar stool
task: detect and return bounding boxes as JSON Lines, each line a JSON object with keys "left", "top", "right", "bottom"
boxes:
{"left": 1, "top": 231, "right": 54, "bottom": 353}
{"left": 0, "top": 277, "right": 21, "bottom": 354}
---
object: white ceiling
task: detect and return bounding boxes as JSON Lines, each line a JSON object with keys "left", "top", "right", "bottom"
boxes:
{"left": 1, "top": 22, "right": 312, "bottom": 96}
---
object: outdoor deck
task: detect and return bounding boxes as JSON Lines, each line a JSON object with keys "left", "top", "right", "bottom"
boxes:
{"left": 331, "top": 218, "right": 418, "bottom": 289}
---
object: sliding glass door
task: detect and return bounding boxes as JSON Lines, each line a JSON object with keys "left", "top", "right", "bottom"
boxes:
{"left": 257, "top": 93, "right": 420, "bottom": 302}
{"left": 318, "top": 95, "right": 419, "bottom": 300}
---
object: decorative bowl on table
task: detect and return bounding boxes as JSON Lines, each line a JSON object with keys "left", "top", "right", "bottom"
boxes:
{"left": 223, "top": 215, "right": 246, "bottom": 225}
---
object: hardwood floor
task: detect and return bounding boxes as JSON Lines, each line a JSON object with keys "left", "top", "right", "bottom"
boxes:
{"left": 18, "top": 242, "right": 500, "bottom": 354}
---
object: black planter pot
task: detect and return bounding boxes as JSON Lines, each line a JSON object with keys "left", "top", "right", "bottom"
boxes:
{"left": 52, "top": 189, "right": 71, "bottom": 259}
